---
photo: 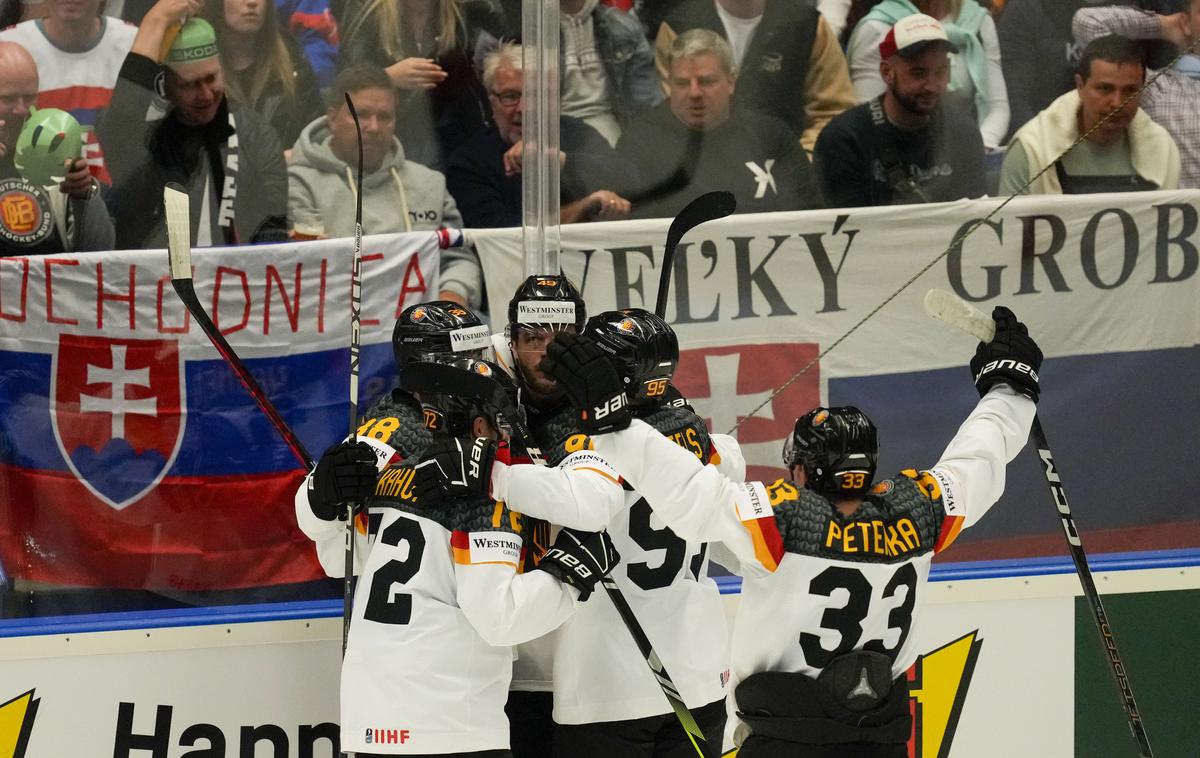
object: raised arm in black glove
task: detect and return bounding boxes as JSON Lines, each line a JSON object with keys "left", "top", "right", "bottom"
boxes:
{"left": 536, "top": 528, "right": 620, "bottom": 602}
{"left": 540, "top": 333, "right": 631, "bottom": 435}
{"left": 970, "top": 306, "right": 1043, "bottom": 402}
{"left": 410, "top": 435, "right": 498, "bottom": 506}
{"left": 308, "top": 440, "right": 379, "bottom": 521}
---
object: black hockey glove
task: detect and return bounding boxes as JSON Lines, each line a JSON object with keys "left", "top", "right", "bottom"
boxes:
{"left": 970, "top": 306, "right": 1043, "bottom": 402}
{"left": 410, "top": 435, "right": 497, "bottom": 506}
{"left": 540, "top": 333, "right": 631, "bottom": 435}
{"left": 308, "top": 441, "right": 378, "bottom": 521}
{"left": 663, "top": 383, "right": 695, "bottom": 414}
{"left": 536, "top": 528, "right": 619, "bottom": 602}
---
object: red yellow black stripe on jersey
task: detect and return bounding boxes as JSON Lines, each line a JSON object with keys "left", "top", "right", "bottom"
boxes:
{"left": 734, "top": 479, "right": 792, "bottom": 572}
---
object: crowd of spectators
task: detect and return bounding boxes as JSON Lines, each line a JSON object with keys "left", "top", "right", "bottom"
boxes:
{"left": 1, "top": 0, "right": 1198, "bottom": 301}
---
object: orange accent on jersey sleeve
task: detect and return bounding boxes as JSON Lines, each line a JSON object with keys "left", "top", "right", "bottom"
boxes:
{"left": 451, "top": 530, "right": 471, "bottom": 564}
{"left": 743, "top": 516, "right": 784, "bottom": 572}
{"left": 355, "top": 511, "right": 368, "bottom": 536}
{"left": 709, "top": 450, "right": 722, "bottom": 467}
{"left": 935, "top": 515, "right": 964, "bottom": 554}
{"left": 575, "top": 466, "right": 621, "bottom": 484}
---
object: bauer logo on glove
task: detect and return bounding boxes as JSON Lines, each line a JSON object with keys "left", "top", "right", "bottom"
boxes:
{"left": 591, "top": 392, "right": 629, "bottom": 421}
{"left": 973, "top": 359, "right": 1038, "bottom": 386}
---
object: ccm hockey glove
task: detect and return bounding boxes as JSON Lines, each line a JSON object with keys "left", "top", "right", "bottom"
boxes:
{"left": 309, "top": 441, "right": 379, "bottom": 521}
{"left": 410, "top": 435, "right": 497, "bottom": 506}
{"left": 970, "top": 306, "right": 1043, "bottom": 402}
{"left": 541, "top": 333, "right": 631, "bottom": 435}
{"left": 536, "top": 528, "right": 620, "bottom": 602}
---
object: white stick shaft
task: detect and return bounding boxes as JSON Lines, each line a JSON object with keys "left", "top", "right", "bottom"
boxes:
{"left": 923, "top": 289, "right": 995, "bottom": 343}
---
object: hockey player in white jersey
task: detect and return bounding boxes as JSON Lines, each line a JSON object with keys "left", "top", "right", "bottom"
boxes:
{"left": 299, "top": 300, "right": 493, "bottom": 573}
{"left": 422, "top": 304, "right": 736, "bottom": 757}
{"left": 300, "top": 355, "right": 619, "bottom": 757}
{"left": 542, "top": 306, "right": 1042, "bottom": 758}
{"left": 296, "top": 303, "right": 619, "bottom": 757}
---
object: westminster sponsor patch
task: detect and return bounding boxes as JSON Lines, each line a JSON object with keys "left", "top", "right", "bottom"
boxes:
{"left": 449, "top": 324, "right": 491, "bottom": 352}
{"left": 516, "top": 300, "right": 576, "bottom": 324}
{"left": 734, "top": 482, "right": 772, "bottom": 521}
{"left": 452, "top": 530, "right": 522, "bottom": 567}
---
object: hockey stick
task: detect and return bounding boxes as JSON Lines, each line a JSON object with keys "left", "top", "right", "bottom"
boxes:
{"left": 342, "top": 93, "right": 366, "bottom": 662}
{"left": 923, "top": 288, "right": 1153, "bottom": 758}
{"left": 655, "top": 191, "right": 736, "bottom": 318}
{"left": 163, "top": 184, "right": 314, "bottom": 468}
{"left": 402, "top": 362, "right": 709, "bottom": 754}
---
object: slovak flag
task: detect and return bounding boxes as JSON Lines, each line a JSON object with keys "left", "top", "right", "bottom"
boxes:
{"left": 0, "top": 234, "right": 442, "bottom": 592}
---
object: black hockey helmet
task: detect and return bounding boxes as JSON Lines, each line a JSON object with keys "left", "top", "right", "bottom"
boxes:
{"left": 583, "top": 309, "right": 679, "bottom": 407}
{"left": 506, "top": 274, "right": 586, "bottom": 338}
{"left": 783, "top": 406, "right": 878, "bottom": 498}
{"left": 420, "top": 356, "right": 522, "bottom": 438}
{"left": 393, "top": 301, "right": 490, "bottom": 367}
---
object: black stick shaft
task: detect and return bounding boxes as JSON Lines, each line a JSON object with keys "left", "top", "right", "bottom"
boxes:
{"left": 1032, "top": 415, "right": 1153, "bottom": 757}
{"left": 343, "top": 93, "right": 366, "bottom": 669}
{"left": 171, "top": 279, "right": 313, "bottom": 467}
{"left": 600, "top": 577, "right": 707, "bottom": 751}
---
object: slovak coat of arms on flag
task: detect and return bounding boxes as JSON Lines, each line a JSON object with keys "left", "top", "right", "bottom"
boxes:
{"left": 50, "top": 334, "right": 185, "bottom": 510}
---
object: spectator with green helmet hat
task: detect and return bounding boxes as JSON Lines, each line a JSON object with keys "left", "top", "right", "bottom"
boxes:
{"left": 99, "top": 1, "right": 288, "bottom": 249}
{"left": 0, "top": 40, "right": 114, "bottom": 253}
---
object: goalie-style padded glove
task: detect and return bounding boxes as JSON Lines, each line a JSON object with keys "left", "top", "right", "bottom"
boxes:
{"left": 541, "top": 333, "right": 631, "bottom": 435}
{"left": 309, "top": 441, "right": 378, "bottom": 521}
{"left": 410, "top": 435, "right": 497, "bottom": 506}
{"left": 536, "top": 528, "right": 619, "bottom": 602}
{"left": 970, "top": 306, "right": 1043, "bottom": 402}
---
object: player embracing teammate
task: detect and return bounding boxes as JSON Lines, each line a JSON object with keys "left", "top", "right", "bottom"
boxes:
{"left": 296, "top": 279, "right": 1043, "bottom": 758}
{"left": 541, "top": 305, "right": 1041, "bottom": 757}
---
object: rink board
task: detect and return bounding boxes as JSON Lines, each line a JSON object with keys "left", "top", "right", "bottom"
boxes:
{"left": 2, "top": 561, "right": 1197, "bottom": 758}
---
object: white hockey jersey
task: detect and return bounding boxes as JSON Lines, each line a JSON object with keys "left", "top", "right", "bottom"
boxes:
{"left": 295, "top": 400, "right": 582, "bottom": 754}
{"left": 501, "top": 403, "right": 740, "bottom": 724}
{"left": 0, "top": 18, "right": 136, "bottom": 184}
{"left": 589, "top": 386, "right": 1036, "bottom": 732}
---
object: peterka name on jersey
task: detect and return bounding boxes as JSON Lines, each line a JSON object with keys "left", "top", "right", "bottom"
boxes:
{"left": 823, "top": 516, "right": 923, "bottom": 559}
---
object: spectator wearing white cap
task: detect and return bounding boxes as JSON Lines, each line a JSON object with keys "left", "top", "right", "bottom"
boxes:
{"left": 813, "top": 13, "right": 985, "bottom": 208}
{"left": 847, "top": 0, "right": 1009, "bottom": 149}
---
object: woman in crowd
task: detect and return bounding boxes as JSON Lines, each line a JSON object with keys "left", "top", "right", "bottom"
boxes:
{"left": 204, "top": 0, "right": 324, "bottom": 151}
{"left": 337, "top": 0, "right": 510, "bottom": 168}
{"left": 847, "top": 0, "right": 1010, "bottom": 149}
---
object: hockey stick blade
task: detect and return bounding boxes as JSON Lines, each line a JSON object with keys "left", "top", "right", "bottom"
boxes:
{"left": 924, "top": 288, "right": 1154, "bottom": 757}
{"left": 923, "top": 289, "right": 995, "bottom": 343}
{"left": 162, "top": 186, "right": 314, "bottom": 468}
{"left": 164, "top": 183, "right": 193, "bottom": 281}
{"left": 655, "top": 191, "right": 736, "bottom": 318}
